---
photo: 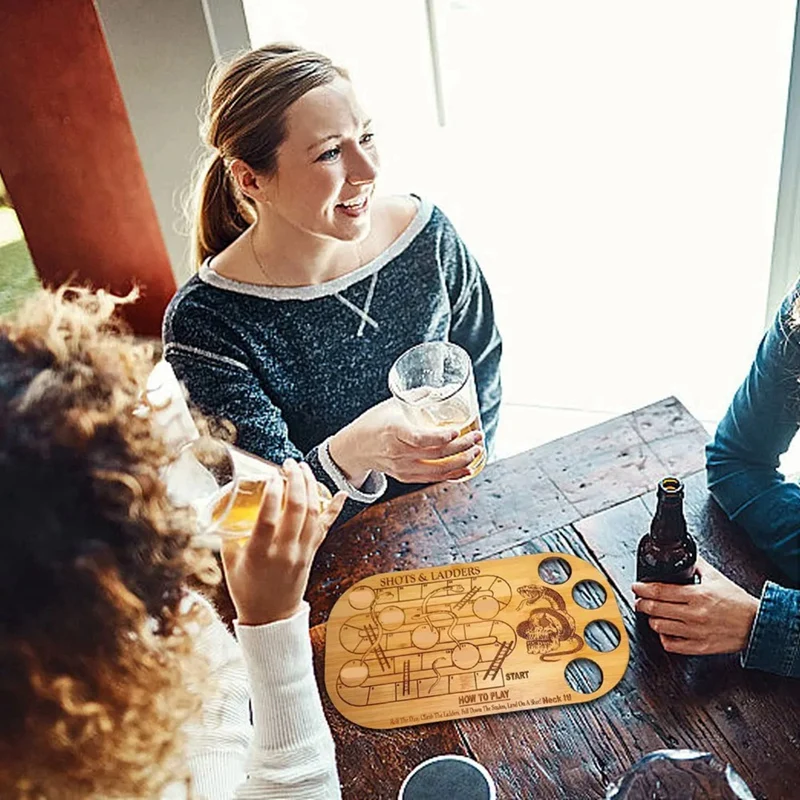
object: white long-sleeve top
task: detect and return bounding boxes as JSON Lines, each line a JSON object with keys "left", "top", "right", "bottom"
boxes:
{"left": 165, "top": 596, "right": 341, "bottom": 799}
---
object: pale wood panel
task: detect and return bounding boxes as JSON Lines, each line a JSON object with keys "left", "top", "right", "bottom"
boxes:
{"left": 324, "top": 552, "right": 629, "bottom": 730}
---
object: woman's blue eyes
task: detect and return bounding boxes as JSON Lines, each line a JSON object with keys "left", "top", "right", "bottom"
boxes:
{"left": 316, "top": 134, "right": 375, "bottom": 163}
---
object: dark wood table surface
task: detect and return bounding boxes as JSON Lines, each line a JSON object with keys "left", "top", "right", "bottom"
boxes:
{"left": 303, "top": 397, "right": 800, "bottom": 800}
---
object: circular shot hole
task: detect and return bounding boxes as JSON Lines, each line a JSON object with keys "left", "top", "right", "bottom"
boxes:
{"left": 572, "top": 579, "right": 607, "bottom": 610}
{"left": 537, "top": 557, "right": 572, "bottom": 585}
{"left": 584, "top": 620, "right": 621, "bottom": 653}
{"left": 564, "top": 658, "right": 604, "bottom": 694}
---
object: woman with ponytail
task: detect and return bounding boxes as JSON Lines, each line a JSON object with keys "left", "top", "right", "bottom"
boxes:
{"left": 163, "top": 43, "right": 502, "bottom": 521}
{"left": 196, "top": 152, "right": 253, "bottom": 264}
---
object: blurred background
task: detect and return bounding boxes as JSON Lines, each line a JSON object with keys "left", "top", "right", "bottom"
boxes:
{"left": 2, "top": 0, "right": 798, "bottom": 462}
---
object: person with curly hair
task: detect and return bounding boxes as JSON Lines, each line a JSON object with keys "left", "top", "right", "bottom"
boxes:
{"left": 634, "top": 281, "right": 800, "bottom": 678}
{"left": 0, "top": 286, "right": 346, "bottom": 798}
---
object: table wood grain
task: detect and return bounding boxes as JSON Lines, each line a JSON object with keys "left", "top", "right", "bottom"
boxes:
{"left": 305, "top": 397, "right": 799, "bottom": 800}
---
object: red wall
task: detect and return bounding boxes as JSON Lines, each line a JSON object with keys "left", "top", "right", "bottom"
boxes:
{"left": 0, "top": 0, "right": 176, "bottom": 336}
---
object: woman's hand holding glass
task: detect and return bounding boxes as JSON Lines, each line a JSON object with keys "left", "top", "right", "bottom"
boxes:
{"left": 163, "top": 435, "right": 337, "bottom": 546}
{"left": 160, "top": 431, "right": 347, "bottom": 624}
{"left": 222, "top": 459, "right": 347, "bottom": 625}
{"left": 328, "top": 398, "right": 484, "bottom": 486}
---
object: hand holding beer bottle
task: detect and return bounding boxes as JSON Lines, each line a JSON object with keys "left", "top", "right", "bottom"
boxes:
{"left": 632, "top": 477, "right": 759, "bottom": 655}
{"left": 633, "top": 557, "right": 760, "bottom": 656}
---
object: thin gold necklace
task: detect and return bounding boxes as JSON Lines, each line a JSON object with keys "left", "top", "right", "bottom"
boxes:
{"left": 248, "top": 226, "right": 274, "bottom": 285}
{"left": 247, "top": 224, "right": 379, "bottom": 334}
{"left": 249, "top": 225, "right": 365, "bottom": 287}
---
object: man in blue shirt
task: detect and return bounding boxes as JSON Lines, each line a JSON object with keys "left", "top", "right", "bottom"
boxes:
{"left": 634, "top": 284, "right": 800, "bottom": 678}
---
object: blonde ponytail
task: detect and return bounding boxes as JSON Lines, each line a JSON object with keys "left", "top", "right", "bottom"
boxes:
{"left": 193, "top": 153, "right": 252, "bottom": 267}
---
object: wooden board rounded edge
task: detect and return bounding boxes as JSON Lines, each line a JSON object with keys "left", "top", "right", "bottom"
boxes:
{"left": 324, "top": 551, "right": 630, "bottom": 729}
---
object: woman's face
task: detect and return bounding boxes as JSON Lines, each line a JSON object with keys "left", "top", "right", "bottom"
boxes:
{"left": 262, "top": 76, "right": 380, "bottom": 243}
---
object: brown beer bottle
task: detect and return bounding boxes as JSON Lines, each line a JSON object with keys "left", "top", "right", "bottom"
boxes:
{"left": 636, "top": 477, "right": 698, "bottom": 584}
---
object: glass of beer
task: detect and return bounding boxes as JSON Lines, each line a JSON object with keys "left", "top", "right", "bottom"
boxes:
{"left": 146, "top": 360, "right": 331, "bottom": 547}
{"left": 388, "top": 341, "right": 485, "bottom": 481}
{"left": 164, "top": 437, "right": 332, "bottom": 547}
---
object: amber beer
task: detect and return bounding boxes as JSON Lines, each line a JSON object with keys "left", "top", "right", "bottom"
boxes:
{"left": 408, "top": 389, "right": 486, "bottom": 478}
{"left": 209, "top": 477, "right": 333, "bottom": 539}
{"left": 636, "top": 477, "right": 698, "bottom": 584}
{"left": 388, "top": 342, "right": 486, "bottom": 482}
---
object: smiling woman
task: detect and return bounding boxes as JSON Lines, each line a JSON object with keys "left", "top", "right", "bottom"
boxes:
{"left": 231, "top": 76, "right": 380, "bottom": 276}
{"left": 164, "top": 43, "right": 502, "bottom": 523}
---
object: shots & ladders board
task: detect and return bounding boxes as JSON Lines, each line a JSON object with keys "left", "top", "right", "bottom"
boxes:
{"left": 324, "top": 552, "right": 629, "bottom": 729}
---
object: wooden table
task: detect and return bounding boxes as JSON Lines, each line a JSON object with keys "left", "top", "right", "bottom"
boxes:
{"left": 305, "top": 397, "right": 800, "bottom": 800}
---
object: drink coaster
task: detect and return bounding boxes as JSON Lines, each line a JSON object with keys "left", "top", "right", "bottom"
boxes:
{"left": 324, "top": 552, "right": 629, "bottom": 729}
{"left": 399, "top": 755, "right": 496, "bottom": 799}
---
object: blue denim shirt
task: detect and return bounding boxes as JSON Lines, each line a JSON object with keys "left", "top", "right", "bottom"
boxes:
{"left": 706, "top": 283, "right": 800, "bottom": 678}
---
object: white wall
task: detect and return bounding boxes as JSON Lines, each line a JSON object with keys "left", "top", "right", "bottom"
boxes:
{"left": 97, "top": 0, "right": 248, "bottom": 282}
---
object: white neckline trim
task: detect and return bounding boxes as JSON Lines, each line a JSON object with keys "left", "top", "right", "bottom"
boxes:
{"left": 198, "top": 196, "right": 433, "bottom": 301}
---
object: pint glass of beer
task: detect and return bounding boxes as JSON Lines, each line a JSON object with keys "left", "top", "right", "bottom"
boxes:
{"left": 388, "top": 341, "right": 485, "bottom": 481}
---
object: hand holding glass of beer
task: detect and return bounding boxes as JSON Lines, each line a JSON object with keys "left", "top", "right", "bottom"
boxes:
{"left": 145, "top": 360, "right": 339, "bottom": 546}
{"left": 388, "top": 341, "right": 486, "bottom": 482}
{"left": 164, "top": 438, "right": 337, "bottom": 547}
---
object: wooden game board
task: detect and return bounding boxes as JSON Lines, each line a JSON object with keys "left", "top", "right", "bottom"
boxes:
{"left": 324, "top": 552, "right": 629, "bottom": 729}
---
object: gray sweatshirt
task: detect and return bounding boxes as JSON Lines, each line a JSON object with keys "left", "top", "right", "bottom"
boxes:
{"left": 163, "top": 197, "right": 502, "bottom": 521}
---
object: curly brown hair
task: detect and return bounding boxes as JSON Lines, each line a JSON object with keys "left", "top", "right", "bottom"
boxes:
{"left": 0, "top": 287, "right": 219, "bottom": 799}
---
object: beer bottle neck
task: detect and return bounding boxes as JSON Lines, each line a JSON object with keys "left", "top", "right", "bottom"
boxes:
{"left": 650, "top": 500, "right": 687, "bottom": 544}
